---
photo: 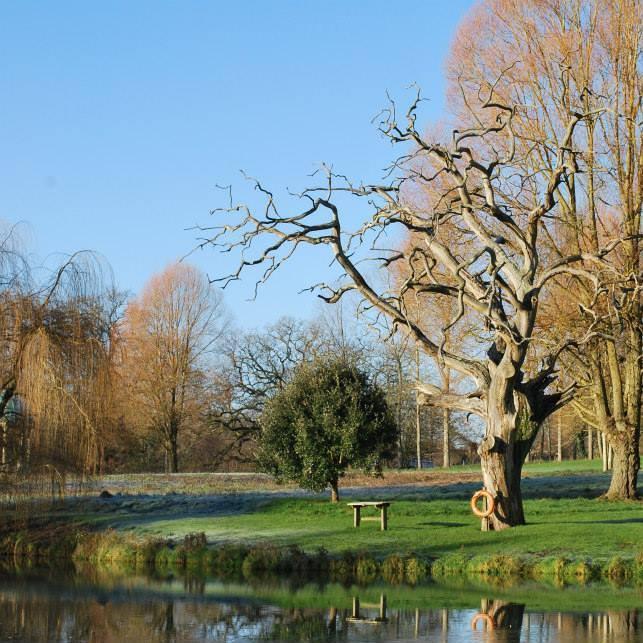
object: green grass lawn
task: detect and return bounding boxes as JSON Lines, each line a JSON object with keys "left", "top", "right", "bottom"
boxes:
{"left": 129, "top": 495, "right": 642, "bottom": 562}
{"left": 519, "top": 458, "right": 605, "bottom": 474}
{"left": 75, "top": 461, "right": 640, "bottom": 563}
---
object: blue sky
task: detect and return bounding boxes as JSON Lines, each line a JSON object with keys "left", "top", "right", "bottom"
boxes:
{"left": 0, "top": 1, "right": 473, "bottom": 326}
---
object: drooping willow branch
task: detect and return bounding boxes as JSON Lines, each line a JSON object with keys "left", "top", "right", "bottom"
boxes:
{"left": 0, "top": 244, "right": 118, "bottom": 483}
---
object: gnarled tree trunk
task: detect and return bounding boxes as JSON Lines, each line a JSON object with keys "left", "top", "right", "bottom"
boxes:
{"left": 606, "top": 423, "right": 640, "bottom": 500}
{"left": 420, "top": 363, "right": 550, "bottom": 531}
{"left": 479, "top": 384, "right": 538, "bottom": 530}
{"left": 589, "top": 331, "right": 641, "bottom": 500}
{"left": 479, "top": 440, "right": 527, "bottom": 529}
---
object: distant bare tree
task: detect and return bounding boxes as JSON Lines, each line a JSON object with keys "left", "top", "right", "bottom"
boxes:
{"left": 122, "top": 262, "right": 228, "bottom": 473}
{"left": 212, "top": 309, "right": 388, "bottom": 467}
{"left": 210, "top": 317, "right": 319, "bottom": 463}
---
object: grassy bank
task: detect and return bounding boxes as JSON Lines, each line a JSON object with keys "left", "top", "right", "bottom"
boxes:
{"left": 83, "top": 494, "right": 643, "bottom": 586}
{"left": 4, "top": 526, "right": 641, "bottom": 589}
{"left": 1, "top": 464, "right": 641, "bottom": 586}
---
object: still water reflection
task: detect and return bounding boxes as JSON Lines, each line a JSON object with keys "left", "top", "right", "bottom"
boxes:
{"left": 0, "top": 572, "right": 640, "bottom": 642}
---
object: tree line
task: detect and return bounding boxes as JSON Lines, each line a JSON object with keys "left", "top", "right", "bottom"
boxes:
{"left": 0, "top": 226, "right": 624, "bottom": 506}
{"left": 0, "top": 238, "right": 464, "bottom": 490}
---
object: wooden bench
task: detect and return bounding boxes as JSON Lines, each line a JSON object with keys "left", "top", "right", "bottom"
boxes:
{"left": 347, "top": 501, "right": 390, "bottom": 531}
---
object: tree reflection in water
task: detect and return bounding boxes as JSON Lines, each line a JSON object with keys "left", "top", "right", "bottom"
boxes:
{"left": 0, "top": 582, "right": 640, "bottom": 642}
{"left": 470, "top": 600, "right": 524, "bottom": 642}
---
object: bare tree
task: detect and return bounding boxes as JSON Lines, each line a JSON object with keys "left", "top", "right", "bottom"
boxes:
{"left": 212, "top": 309, "right": 377, "bottom": 464}
{"left": 210, "top": 316, "right": 319, "bottom": 463}
{"left": 121, "top": 262, "right": 228, "bottom": 473}
{"left": 198, "top": 65, "right": 634, "bottom": 527}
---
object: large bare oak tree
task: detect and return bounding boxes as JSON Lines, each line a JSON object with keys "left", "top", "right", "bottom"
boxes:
{"left": 201, "top": 88, "right": 634, "bottom": 529}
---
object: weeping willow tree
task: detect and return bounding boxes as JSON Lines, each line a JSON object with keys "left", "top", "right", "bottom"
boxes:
{"left": 0, "top": 227, "right": 120, "bottom": 496}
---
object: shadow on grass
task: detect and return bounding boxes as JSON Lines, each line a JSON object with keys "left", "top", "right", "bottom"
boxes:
{"left": 343, "top": 473, "right": 615, "bottom": 502}
{"left": 562, "top": 518, "right": 643, "bottom": 525}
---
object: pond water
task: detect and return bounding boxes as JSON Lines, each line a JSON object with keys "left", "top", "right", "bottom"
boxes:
{"left": 0, "top": 570, "right": 641, "bottom": 642}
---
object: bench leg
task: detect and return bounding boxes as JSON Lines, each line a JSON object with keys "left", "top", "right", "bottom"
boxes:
{"left": 354, "top": 506, "right": 361, "bottom": 528}
{"left": 381, "top": 505, "right": 388, "bottom": 531}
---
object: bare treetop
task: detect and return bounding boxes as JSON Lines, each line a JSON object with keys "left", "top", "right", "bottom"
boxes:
{"left": 199, "top": 85, "right": 623, "bottom": 405}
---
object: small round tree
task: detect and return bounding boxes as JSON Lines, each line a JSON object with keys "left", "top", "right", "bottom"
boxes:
{"left": 258, "top": 357, "right": 397, "bottom": 502}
